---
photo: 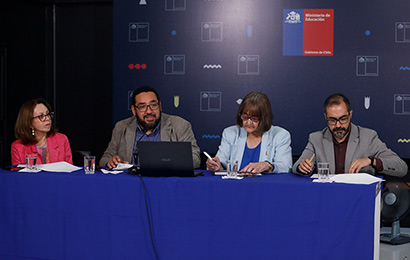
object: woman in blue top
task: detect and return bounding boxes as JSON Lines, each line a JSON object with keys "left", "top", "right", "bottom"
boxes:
{"left": 206, "top": 92, "right": 292, "bottom": 174}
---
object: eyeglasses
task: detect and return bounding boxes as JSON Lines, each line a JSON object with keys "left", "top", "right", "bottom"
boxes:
{"left": 134, "top": 102, "right": 160, "bottom": 112}
{"left": 240, "top": 113, "right": 261, "bottom": 123}
{"left": 326, "top": 115, "right": 349, "bottom": 125}
{"left": 32, "top": 112, "right": 54, "bottom": 122}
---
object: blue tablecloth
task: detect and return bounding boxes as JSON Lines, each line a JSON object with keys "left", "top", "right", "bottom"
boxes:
{"left": 0, "top": 169, "right": 378, "bottom": 260}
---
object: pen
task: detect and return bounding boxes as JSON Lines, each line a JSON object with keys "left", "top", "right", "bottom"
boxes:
{"left": 203, "top": 151, "right": 214, "bottom": 161}
{"left": 309, "top": 154, "right": 315, "bottom": 162}
{"left": 203, "top": 151, "right": 219, "bottom": 166}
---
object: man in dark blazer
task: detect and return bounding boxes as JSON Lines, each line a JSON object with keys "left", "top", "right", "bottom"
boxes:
{"left": 293, "top": 93, "right": 407, "bottom": 177}
{"left": 100, "top": 86, "right": 201, "bottom": 169}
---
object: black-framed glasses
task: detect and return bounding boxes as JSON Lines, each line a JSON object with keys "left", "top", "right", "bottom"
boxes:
{"left": 32, "top": 112, "right": 54, "bottom": 122}
{"left": 240, "top": 113, "right": 261, "bottom": 123}
{"left": 134, "top": 102, "right": 160, "bottom": 112}
{"left": 326, "top": 115, "right": 349, "bottom": 125}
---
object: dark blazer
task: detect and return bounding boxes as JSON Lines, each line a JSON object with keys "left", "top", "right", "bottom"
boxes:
{"left": 99, "top": 113, "right": 201, "bottom": 168}
{"left": 292, "top": 123, "right": 408, "bottom": 177}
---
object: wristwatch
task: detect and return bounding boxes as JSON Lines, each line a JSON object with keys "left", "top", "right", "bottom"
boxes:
{"left": 368, "top": 156, "right": 375, "bottom": 167}
{"left": 265, "top": 161, "right": 274, "bottom": 172}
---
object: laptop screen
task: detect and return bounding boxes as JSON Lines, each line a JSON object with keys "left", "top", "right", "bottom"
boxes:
{"left": 137, "top": 141, "right": 195, "bottom": 177}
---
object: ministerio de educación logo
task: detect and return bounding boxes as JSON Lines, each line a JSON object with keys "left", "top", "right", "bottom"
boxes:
{"left": 285, "top": 11, "right": 301, "bottom": 24}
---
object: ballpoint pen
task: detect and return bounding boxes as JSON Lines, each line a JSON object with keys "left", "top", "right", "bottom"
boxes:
{"left": 203, "top": 151, "right": 219, "bottom": 167}
{"left": 203, "top": 151, "right": 214, "bottom": 161}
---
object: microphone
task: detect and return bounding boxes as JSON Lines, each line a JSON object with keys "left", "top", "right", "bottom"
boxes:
{"left": 127, "top": 128, "right": 147, "bottom": 175}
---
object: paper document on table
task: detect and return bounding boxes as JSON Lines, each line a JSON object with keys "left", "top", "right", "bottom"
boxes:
{"left": 222, "top": 175, "right": 244, "bottom": 180}
{"left": 18, "top": 168, "right": 41, "bottom": 173}
{"left": 311, "top": 174, "right": 335, "bottom": 179}
{"left": 330, "top": 173, "right": 383, "bottom": 185}
{"left": 101, "top": 169, "right": 122, "bottom": 175}
{"left": 38, "top": 161, "right": 82, "bottom": 172}
{"left": 113, "top": 163, "right": 133, "bottom": 170}
{"left": 215, "top": 171, "right": 262, "bottom": 177}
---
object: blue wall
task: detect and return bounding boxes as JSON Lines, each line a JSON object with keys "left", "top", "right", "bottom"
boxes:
{"left": 113, "top": 0, "right": 410, "bottom": 158}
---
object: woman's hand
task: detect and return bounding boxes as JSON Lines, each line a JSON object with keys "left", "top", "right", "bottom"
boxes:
{"left": 206, "top": 156, "right": 222, "bottom": 172}
{"left": 240, "top": 161, "right": 272, "bottom": 174}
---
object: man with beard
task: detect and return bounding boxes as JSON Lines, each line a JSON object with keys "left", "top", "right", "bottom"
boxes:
{"left": 293, "top": 93, "right": 407, "bottom": 177}
{"left": 100, "top": 86, "right": 200, "bottom": 169}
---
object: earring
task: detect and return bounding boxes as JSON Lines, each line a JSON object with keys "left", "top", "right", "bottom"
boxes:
{"left": 31, "top": 128, "right": 35, "bottom": 136}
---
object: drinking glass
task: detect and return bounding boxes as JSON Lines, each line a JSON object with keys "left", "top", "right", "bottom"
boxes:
{"left": 84, "top": 155, "right": 96, "bottom": 174}
{"left": 226, "top": 160, "right": 238, "bottom": 178}
{"left": 318, "top": 162, "right": 330, "bottom": 182}
{"left": 26, "top": 154, "right": 37, "bottom": 172}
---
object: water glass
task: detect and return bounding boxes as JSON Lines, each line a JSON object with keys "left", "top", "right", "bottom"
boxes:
{"left": 318, "top": 162, "right": 330, "bottom": 182}
{"left": 84, "top": 155, "right": 96, "bottom": 174}
{"left": 226, "top": 160, "right": 238, "bottom": 178}
{"left": 26, "top": 154, "right": 37, "bottom": 172}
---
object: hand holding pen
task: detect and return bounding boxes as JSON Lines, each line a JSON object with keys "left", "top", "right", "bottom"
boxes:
{"left": 204, "top": 151, "right": 222, "bottom": 172}
{"left": 297, "top": 154, "right": 315, "bottom": 174}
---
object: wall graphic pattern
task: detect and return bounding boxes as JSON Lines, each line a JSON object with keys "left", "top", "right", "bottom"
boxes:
{"left": 114, "top": 0, "right": 410, "bottom": 158}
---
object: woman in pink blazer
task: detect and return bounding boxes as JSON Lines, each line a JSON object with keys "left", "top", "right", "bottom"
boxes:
{"left": 11, "top": 99, "right": 73, "bottom": 165}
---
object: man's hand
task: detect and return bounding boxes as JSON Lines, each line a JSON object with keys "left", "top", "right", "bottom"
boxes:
{"left": 107, "top": 155, "right": 129, "bottom": 169}
{"left": 297, "top": 159, "right": 314, "bottom": 174}
{"left": 348, "top": 158, "right": 371, "bottom": 173}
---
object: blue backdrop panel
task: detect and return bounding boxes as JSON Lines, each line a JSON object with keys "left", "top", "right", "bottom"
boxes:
{"left": 113, "top": 0, "right": 410, "bottom": 158}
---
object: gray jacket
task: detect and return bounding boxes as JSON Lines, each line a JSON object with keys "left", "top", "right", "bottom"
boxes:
{"left": 99, "top": 113, "right": 201, "bottom": 168}
{"left": 292, "top": 123, "right": 408, "bottom": 177}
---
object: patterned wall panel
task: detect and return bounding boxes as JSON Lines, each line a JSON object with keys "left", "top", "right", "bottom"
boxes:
{"left": 114, "top": 0, "right": 410, "bottom": 158}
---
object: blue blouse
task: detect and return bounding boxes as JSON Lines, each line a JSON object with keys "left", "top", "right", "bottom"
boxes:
{"left": 239, "top": 142, "right": 261, "bottom": 170}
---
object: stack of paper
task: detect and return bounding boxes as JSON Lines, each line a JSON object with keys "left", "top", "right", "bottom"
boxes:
{"left": 312, "top": 173, "right": 383, "bottom": 185}
{"left": 18, "top": 161, "right": 82, "bottom": 173}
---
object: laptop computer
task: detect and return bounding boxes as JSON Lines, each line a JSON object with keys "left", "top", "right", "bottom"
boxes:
{"left": 137, "top": 141, "right": 195, "bottom": 177}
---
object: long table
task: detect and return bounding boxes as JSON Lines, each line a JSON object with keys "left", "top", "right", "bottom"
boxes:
{"left": 0, "top": 168, "right": 380, "bottom": 260}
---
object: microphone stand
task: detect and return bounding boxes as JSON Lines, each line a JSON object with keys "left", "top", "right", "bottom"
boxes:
{"left": 127, "top": 129, "right": 147, "bottom": 175}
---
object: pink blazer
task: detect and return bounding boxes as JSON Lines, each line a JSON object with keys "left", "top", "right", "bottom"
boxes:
{"left": 11, "top": 133, "right": 73, "bottom": 165}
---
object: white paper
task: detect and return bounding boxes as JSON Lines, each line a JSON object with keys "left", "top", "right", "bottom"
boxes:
{"left": 38, "top": 161, "right": 82, "bottom": 173}
{"left": 311, "top": 173, "right": 336, "bottom": 179}
{"left": 330, "top": 173, "right": 383, "bottom": 185}
{"left": 113, "top": 163, "right": 133, "bottom": 170}
{"left": 312, "top": 179, "right": 333, "bottom": 183}
{"left": 18, "top": 168, "right": 41, "bottom": 173}
{"left": 313, "top": 173, "right": 383, "bottom": 185}
{"left": 222, "top": 175, "right": 244, "bottom": 180}
{"left": 215, "top": 171, "right": 261, "bottom": 177}
{"left": 101, "top": 169, "right": 122, "bottom": 175}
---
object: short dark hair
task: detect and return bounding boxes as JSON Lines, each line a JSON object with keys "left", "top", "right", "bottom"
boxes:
{"left": 323, "top": 93, "right": 351, "bottom": 114}
{"left": 131, "top": 86, "right": 160, "bottom": 105}
{"left": 236, "top": 92, "right": 273, "bottom": 132}
{"left": 15, "top": 98, "right": 57, "bottom": 145}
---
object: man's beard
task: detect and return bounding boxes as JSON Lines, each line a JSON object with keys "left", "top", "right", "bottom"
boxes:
{"left": 331, "top": 124, "right": 350, "bottom": 139}
{"left": 137, "top": 113, "right": 161, "bottom": 131}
